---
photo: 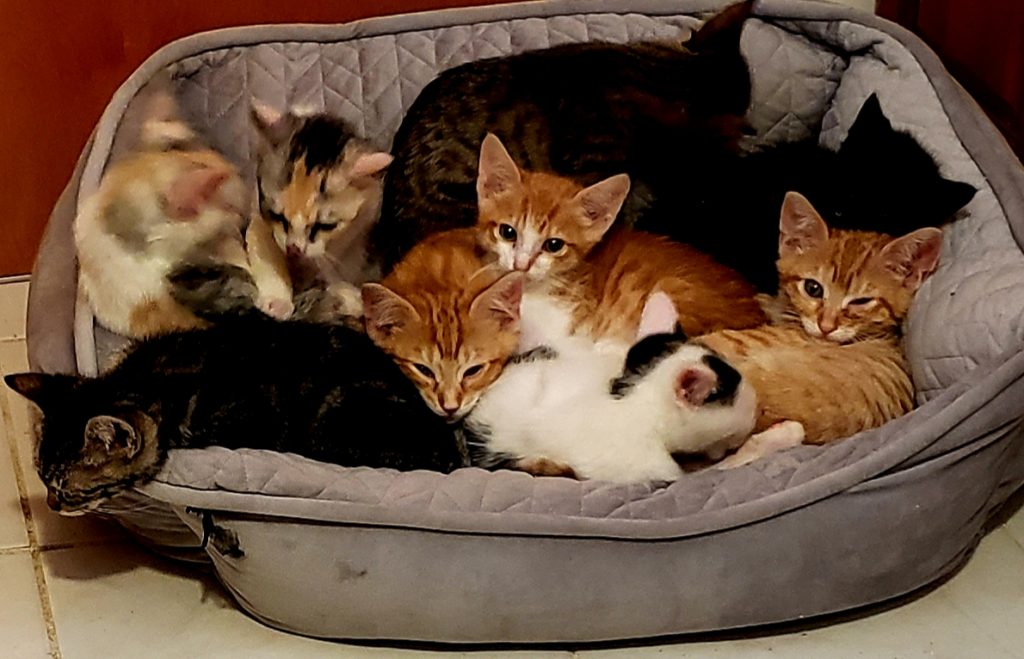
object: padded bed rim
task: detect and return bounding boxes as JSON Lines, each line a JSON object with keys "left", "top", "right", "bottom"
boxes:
{"left": 24, "top": 0, "right": 1024, "bottom": 537}
{"left": 135, "top": 345, "right": 1024, "bottom": 541}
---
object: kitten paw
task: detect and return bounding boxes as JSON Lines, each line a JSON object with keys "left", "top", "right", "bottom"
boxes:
{"left": 259, "top": 296, "right": 294, "bottom": 320}
{"left": 715, "top": 421, "right": 805, "bottom": 470}
{"left": 515, "top": 457, "right": 578, "bottom": 479}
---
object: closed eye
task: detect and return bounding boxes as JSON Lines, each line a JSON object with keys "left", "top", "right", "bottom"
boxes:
{"left": 310, "top": 222, "right": 337, "bottom": 241}
{"left": 266, "top": 210, "right": 288, "bottom": 227}
{"left": 413, "top": 363, "right": 435, "bottom": 379}
{"left": 848, "top": 297, "right": 874, "bottom": 306}
{"left": 462, "top": 364, "right": 484, "bottom": 379}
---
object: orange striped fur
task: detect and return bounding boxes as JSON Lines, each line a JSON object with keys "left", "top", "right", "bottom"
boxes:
{"left": 700, "top": 325, "right": 913, "bottom": 444}
{"left": 474, "top": 133, "right": 764, "bottom": 344}
{"left": 361, "top": 229, "right": 524, "bottom": 420}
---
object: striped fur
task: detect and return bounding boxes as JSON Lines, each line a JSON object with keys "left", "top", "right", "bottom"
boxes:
{"left": 699, "top": 325, "right": 913, "bottom": 444}
{"left": 362, "top": 229, "right": 525, "bottom": 420}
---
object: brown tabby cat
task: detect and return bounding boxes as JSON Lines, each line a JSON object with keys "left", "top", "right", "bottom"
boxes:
{"left": 361, "top": 229, "right": 524, "bottom": 421}
{"left": 701, "top": 194, "right": 942, "bottom": 461}
{"left": 474, "top": 133, "right": 765, "bottom": 345}
{"left": 770, "top": 191, "right": 943, "bottom": 344}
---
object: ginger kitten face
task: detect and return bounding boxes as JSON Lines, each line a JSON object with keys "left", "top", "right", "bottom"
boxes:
{"left": 475, "top": 133, "right": 629, "bottom": 283}
{"left": 776, "top": 192, "right": 943, "bottom": 344}
{"left": 363, "top": 269, "right": 524, "bottom": 421}
{"left": 251, "top": 104, "right": 392, "bottom": 264}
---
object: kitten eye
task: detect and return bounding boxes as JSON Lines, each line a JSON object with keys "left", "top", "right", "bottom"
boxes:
{"left": 309, "top": 222, "right": 337, "bottom": 241}
{"left": 413, "top": 363, "right": 435, "bottom": 379}
{"left": 498, "top": 224, "right": 517, "bottom": 241}
{"left": 462, "top": 364, "right": 484, "bottom": 379}
{"left": 542, "top": 238, "right": 565, "bottom": 253}
{"left": 266, "top": 210, "right": 288, "bottom": 227}
{"left": 848, "top": 297, "right": 874, "bottom": 306}
{"left": 803, "top": 279, "right": 824, "bottom": 298}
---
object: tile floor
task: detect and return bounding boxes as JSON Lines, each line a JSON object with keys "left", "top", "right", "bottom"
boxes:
{"left": 2, "top": 276, "right": 1024, "bottom": 659}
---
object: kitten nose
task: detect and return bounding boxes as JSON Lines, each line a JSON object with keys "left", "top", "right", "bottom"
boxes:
{"left": 441, "top": 403, "right": 460, "bottom": 417}
{"left": 513, "top": 254, "right": 532, "bottom": 271}
{"left": 286, "top": 245, "right": 303, "bottom": 259}
{"left": 818, "top": 317, "right": 837, "bottom": 335}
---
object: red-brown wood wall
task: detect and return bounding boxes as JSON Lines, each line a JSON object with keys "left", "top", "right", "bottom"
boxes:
{"left": 0, "top": 0, "right": 512, "bottom": 277}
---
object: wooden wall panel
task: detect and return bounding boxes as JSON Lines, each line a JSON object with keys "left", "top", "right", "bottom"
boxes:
{"left": 0, "top": 0, "right": 511, "bottom": 277}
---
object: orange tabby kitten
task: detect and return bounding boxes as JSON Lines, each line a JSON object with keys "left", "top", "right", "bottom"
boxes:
{"left": 361, "top": 229, "right": 524, "bottom": 420}
{"left": 473, "top": 133, "right": 765, "bottom": 345}
{"left": 770, "top": 191, "right": 943, "bottom": 343}
{"left": 702, "top": 194, "right": 942, "bottom": 462}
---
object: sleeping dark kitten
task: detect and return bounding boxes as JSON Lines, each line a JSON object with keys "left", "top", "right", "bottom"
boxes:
{"left": 369, "top": 0, "right": 755, "bottom": 272}
{"left": 635, "top": 93, "right": 977, "bottom": 291}
{"left": 5, "top": 319, "right": 465, "bottom": 513}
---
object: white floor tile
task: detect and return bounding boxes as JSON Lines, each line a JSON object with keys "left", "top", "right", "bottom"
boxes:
{"left": 0, "top": 340, "right": 125, "bottom": 548}
{"left": 1004, "top": 505, "right": 1024, "bottom": 551}
{"left": 0, "top": 280, "right": 29, "bottom": 341}
{"left": 579, "top": 528, "right": 1024, "bottom": 658}
{"left": 41, "top": 542, "right": 461, "bottom": 658}
{"left": 0, "top": 551, "right": 52, "bottom": 657}
{"left": 0, "top": 410, "right": 29, "bottom": 550}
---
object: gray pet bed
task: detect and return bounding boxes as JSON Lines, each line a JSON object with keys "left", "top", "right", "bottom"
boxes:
{"left": 25, "top": 0, "right": 1024, "bottom": 644}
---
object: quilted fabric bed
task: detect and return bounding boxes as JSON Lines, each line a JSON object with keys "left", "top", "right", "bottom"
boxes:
{"left": 24, "top": 0, "right": 1024, "bottom": 643}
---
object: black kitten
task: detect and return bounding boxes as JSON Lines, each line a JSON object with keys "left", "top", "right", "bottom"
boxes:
{"left": 636, "top": 93, "right": 977, "bottom": 291}
{"left": 369, "top": 1, "right": 756, "bottom": 272}
{"left": 5, "top": 319, "right": 465, "bottom": 513}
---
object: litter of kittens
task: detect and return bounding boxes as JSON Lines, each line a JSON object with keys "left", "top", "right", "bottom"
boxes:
{"left": 15, "top": 0, "right": 1024, "bottom": 645}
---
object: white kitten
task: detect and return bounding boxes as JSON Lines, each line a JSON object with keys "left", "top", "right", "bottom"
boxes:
{"left": 465, "top": 293, "right": 759, "bottom": 483}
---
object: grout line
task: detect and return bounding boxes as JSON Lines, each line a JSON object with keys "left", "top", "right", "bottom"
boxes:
{"left": 0, "top": 274, "right": 30, "bottom": 284}
{"left": 0, "top": 545, "right": 31, "bottom": 556}
{"left": 0, "top": 336, "right": 27, "bottom": 344}
{"left": 0, "top": 378, "right": 61, "bottom": 659}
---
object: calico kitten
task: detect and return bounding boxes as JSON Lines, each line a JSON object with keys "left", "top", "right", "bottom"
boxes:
{"left": 636, "top": 93, "right": 975, "bottom": 291}
{"left": 361, "top": 229, "right": 525, "bottom": 421}
{"left": 466, "top": 293, "right": 759, "bottom": 483}
{"left": 249, "top": 104, "right": 393, "bottom": 318}
{"left": 74, "top": 84, "right": 254, "bottom": 348}
{"left": 5, "top": 318, "right": 464, "bottom": 514}
{"left": 770, "top": 191, "right": 943, "bottom": 344}
{"left": 369, "top": 0, "right": 756, "bottom": 271}
{"left": 473, "top": 134, "right": 765, "bottom": 345}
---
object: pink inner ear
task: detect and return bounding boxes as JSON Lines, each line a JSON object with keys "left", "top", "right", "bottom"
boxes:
{"left": 881, "top": 227, "right": 943, "bottom": 288}
{"left": 361, "top": 284, "right": 415, "bottom": 338}
{"left": 165, "top": 168, "right": 230, "bottom": 220}
{"left": 636, "top": 291, "right": 678, "bottom": 341}
{"left": 779, "top": 191, "right": 829, "bottom": 257}
{"left": 576, "top": 173, "right": 631, "bottom": 229}
{"left": 477, "top": 133, "right": 522, "bottom": 201}
{"left": 676, "top": 367, "right": 716, "bottom": 407}
{"left": 472, "top": 272, "right": 524, "bottom": 330}
{"left": 350, "top": 152, "right": 393, "bottom": 179}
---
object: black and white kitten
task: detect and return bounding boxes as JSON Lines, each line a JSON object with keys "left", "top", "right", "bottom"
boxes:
{"left": 5, "top": 318, "right": 464, "bottom": 513}
{"left": 465, "top": 293, "right": 762, "bottom": 483}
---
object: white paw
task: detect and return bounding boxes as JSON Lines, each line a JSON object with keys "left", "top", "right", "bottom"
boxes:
{"left": 715, "top": 421, "right": 806, "bottom": 470}
{"left": 258, "top": 296, "right": 294, "bottom": 320}
{"left": 325, "top": 282, "right": 364, "bottom": 318}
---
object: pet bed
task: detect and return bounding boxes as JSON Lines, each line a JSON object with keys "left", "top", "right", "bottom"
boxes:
{"left": 24, "top": 0, "right": 1024, "bottom": 644}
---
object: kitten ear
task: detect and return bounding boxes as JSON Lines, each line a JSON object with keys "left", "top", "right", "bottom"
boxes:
{"left": 675, "top": 366, "right": 718, "bottom": 407}
{"left": 685, "top": 0, "right": 754, "bottom": 53}
{"left": 349, "top": 151, "right": 393, "bottom": 179}
{"left": 469, "top": 272, "right": 524, "bottom": 331}
{"left": 779, "top": 191, "right": 829, "bottom": 257}
{"left": 4, "top": 373, "right": 78, "bottom": 407}
{"left": 83, "top": 415, "right": 144, "bottom": 463}
{"left": 937, "top": 179, "right": 977, "bottom": 217}
{"left": 164, "top": 166, "right": 231, "bottom": 220}
{"left": 250, "top": 101, "right": 293, "bottom": 146}
{"left": 877, "top": 227, "right": 944, "bottom": 291}
{"left": 477, "top": 133, "right": 523, "bottom": 203}
{"left": 361, "top": 284, "right": 420, "bottom": 343}
{"left": 637, "top": 291, "right": 684, "bottom": 342}
{"left": 573, "top": 173, "right": 631, "bottom": 240}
